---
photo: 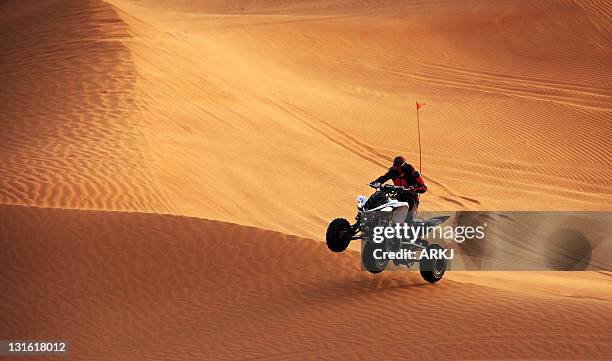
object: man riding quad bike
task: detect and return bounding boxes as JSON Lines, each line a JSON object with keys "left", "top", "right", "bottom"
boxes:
{"left": 326, "top": 156, "right": 449, "bottom": 283}
{"left": 370, "top": 155, "right": 427, "bottom": 224}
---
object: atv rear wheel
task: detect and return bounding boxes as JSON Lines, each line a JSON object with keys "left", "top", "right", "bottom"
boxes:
{"left": 362, "top": 241, "right": 389, "bottom": 273}
{"left": 326, "top": 218, "right": 352, "bottom": 252}
{"left": 419, "top": 244, "right": 447, "bottom": 283}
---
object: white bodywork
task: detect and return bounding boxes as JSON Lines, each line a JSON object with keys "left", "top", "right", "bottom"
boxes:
{"left": 356, "top": 194, "right": 411, "bottom": 224}
{"left": 357, "top": 194, "right": 409, "bottom": 212}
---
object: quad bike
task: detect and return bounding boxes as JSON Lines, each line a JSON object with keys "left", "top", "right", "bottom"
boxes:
{"left": 326, "top": 184, "right": 449, "bottom": 283}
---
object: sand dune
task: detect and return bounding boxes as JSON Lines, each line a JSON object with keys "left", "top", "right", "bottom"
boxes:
{"left": 1, "top": 0, "right": 611, "bottom": 240}
{"left": 1, "top": 1, "right": 611, "bottom": 359}
{"left": 0, "top": 0, "right": 175, "bottom": 213}
{"left": 1, "top": 204, "right": 611, "bottom": 360}
{"left": 105, "top": 0, "right": 612, "bottom": 239}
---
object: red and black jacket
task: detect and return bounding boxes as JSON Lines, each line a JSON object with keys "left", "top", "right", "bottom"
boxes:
{"left": 372, "top": 163, "right": 427, "bottom": 197}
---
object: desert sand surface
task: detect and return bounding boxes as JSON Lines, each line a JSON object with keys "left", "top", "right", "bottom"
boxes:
{"left": 1, "top": 0, "right": 611, "bottom": 360}
{"left": 1, "top": 0, "right": 611, "bottom": 239}
{"left": 2, "top": 205, "right": 612, "bottom": 360}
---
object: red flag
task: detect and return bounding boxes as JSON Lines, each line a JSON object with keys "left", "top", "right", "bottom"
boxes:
{"left": 415, "top": 101, "right": 424, "bottom": 173}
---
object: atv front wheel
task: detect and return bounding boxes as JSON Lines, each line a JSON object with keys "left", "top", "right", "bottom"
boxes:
{"left": 326, "top": 218, "right": 352, "bottom": 252}
{"left": 419, "top": 244, "right": 447, "bottom": 283}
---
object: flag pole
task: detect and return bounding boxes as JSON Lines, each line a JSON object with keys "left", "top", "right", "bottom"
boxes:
{"left": 416, "top": 101, "right": 422, "bottom": 174}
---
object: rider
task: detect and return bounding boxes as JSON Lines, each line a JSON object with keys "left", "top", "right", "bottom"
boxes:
{"left": 369, "top": 156, "right": 427, "bottom": 219}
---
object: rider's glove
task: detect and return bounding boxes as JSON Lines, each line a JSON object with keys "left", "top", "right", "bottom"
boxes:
{"left": 369, "top": 182, "right": 381, "bottom": 188}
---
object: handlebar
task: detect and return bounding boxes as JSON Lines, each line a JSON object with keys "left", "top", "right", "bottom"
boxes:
{"left": 368, "top": 183, "right": 417, "bottom": 193}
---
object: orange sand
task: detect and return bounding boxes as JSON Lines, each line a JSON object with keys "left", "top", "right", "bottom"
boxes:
{"left": 2, "top": 205, "right": 612, "bottom": 360}
{"left": 1, "top": 1, "right": 611, "bottom": 359}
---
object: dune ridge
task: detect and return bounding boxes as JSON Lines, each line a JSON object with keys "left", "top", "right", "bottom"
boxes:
{"left": 2, "top": 204, "right": 612, "bottom": 360}
{"left": 0, "top": 0, "right": 175, "bottom": 214}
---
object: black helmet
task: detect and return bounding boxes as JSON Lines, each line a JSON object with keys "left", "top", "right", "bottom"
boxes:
{"left": 393, "top": 156, "right": 405, "bottom": 167}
